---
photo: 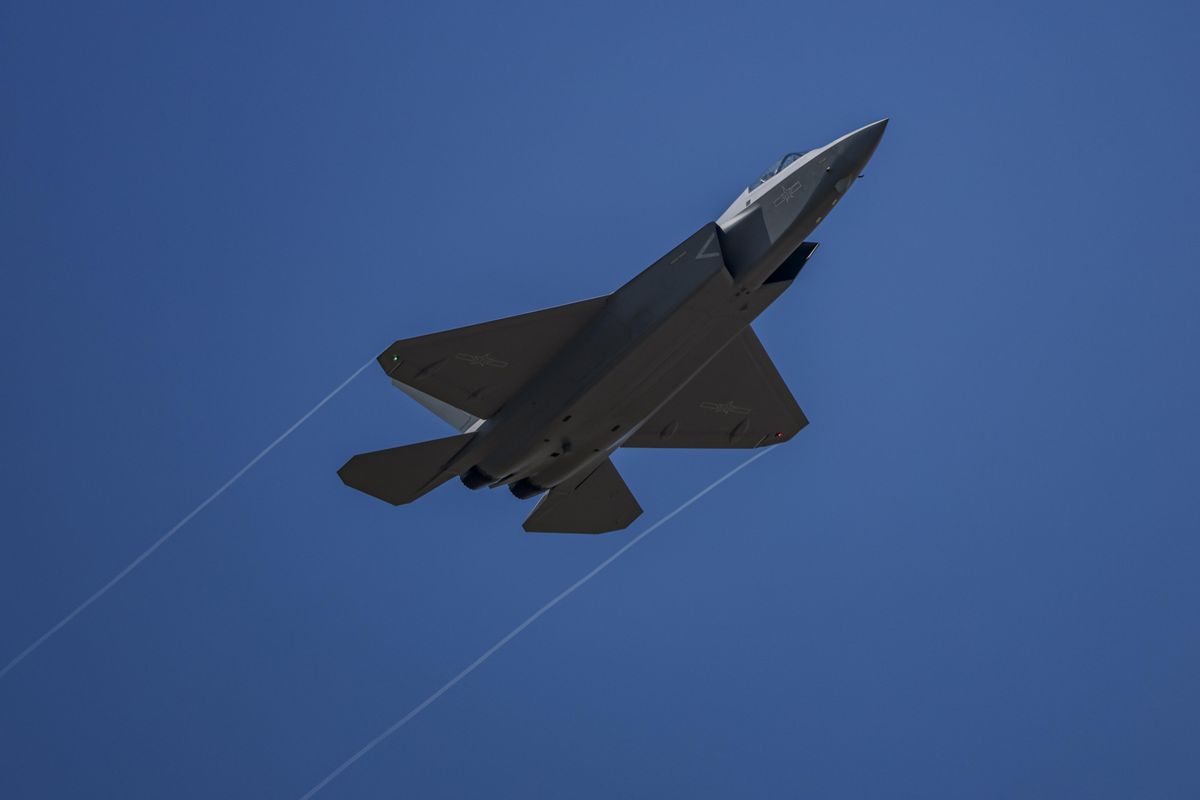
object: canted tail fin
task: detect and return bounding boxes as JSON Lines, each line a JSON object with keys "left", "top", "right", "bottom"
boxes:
{"left": 338, "top": 433, "right": 474, "bottom": 505}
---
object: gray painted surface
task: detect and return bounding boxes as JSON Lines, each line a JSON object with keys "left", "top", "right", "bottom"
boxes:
{"left": 339, "top": 120, "right": 888, "bottom": 532}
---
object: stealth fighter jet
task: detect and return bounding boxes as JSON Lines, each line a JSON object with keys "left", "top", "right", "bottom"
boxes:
{"left": 339, "top": 120, "right": 888, "bottom": 533}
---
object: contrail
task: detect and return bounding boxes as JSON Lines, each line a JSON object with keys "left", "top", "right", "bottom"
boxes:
{"left": 297, "top": 447, "right": 773, "bottom": 800}
{"left": 0, "top": 358, "right": 376, "bottom": 681}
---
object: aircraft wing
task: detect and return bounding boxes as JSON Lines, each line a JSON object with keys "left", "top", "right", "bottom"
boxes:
{"left": 379, "top": 296, "right": 608, "bottom": 420}
{"left": 624, "top": 325, "right": 807, "bottom": 448}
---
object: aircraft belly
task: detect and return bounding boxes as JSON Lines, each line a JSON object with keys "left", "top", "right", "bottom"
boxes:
{"left": 586, "top": 310, "right": 737, "bottom": 417}
{"left": 519, "top": 298, "right": 758, "bottom": 489}
{"left": 465, "top": 218, "right": 791, "bottom": 491}
{"left": 517, "top": 318, "right": 748, "bottom": 489}
{"left": 469, "top": 231, "right": 737, "bottom": 485}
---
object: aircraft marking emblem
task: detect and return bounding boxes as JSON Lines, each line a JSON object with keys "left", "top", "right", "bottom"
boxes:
{"left": 456, "top": 352, "right": 508, "bottom": 368}
{"left": 696, "top": 232, "right": 721, "bottom": 260}
{"left": 700, "top": 400, "right": 750, "bottom": 415}
{"left": 773, "top": 181, "right": 803, "bottom": 207}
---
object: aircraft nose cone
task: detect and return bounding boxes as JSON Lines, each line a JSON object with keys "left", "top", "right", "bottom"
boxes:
{"left": 842, "top": 118, "right": 888, "bottom": 169}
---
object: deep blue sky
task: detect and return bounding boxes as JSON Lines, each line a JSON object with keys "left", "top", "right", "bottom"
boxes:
{"left": 3, "top": 1, "right": 1199, "bottom": 797}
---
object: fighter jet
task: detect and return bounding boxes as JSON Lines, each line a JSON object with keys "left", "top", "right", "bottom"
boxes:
{"left": 339, "top": 119, "right": 888, "bottom": 533}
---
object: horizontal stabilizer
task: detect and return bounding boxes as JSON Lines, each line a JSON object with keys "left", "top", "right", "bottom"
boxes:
{"left": 523, "top": 458, "right": 642, "bottom": 534}
{"left": 338, "top": 433, "right": 474, "bottom": 505}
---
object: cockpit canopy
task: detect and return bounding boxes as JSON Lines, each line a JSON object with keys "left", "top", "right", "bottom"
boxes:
{"left": 749, "top": 151, "right": 809, "bottom": 191}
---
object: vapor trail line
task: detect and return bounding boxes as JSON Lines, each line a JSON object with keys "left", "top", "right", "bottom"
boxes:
{"left": 0, "top": 358, "right": 376, "bottom": 681}
{"left": 298, "top": 447, "right": 773, "bottom": 800}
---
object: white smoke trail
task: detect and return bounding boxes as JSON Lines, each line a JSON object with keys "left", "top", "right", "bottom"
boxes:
{"left": 0, "top": 358, "right": 376, "bottom": 681}
{"left": 297, "top": 447, "right": 773, "bottom": 799}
